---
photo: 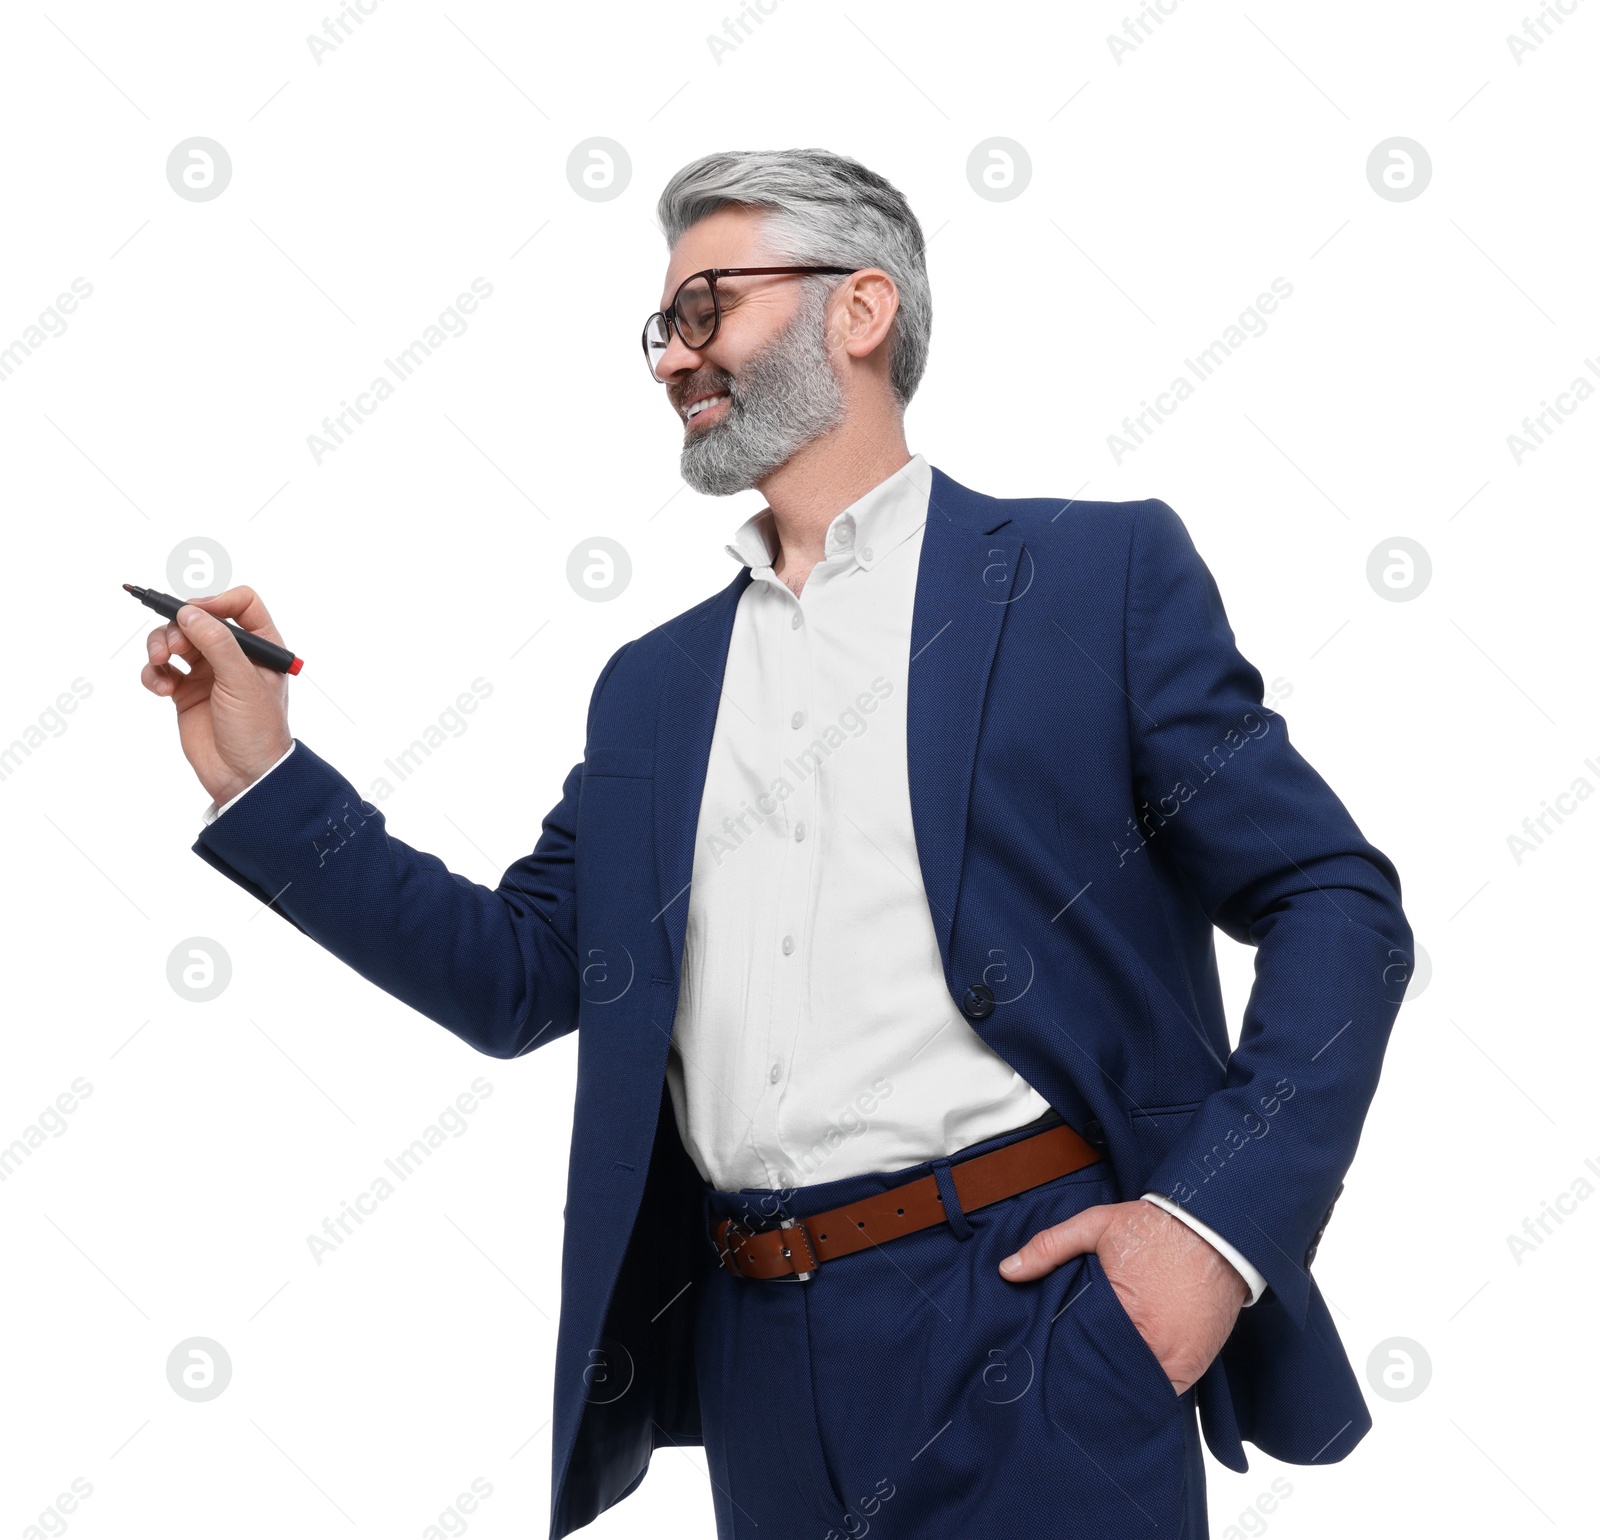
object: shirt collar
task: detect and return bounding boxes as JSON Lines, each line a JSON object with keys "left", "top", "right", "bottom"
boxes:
{"left": 724, "top": 453, "right": 931, "bottom": 576}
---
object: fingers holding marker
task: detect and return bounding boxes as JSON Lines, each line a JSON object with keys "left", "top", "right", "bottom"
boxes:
{"left": 182, "top": 586, "right": 283, "bottom": 646}
{"left": 174, "top": 603, "right": 257, "bottom": 687}
{"left": 142, "top": 644, "right": 204, "bottom": 698}
{"left": 144, "top": 621, "right": 194, "bottom": 695}
{"left": 142, "top": 656, "right": 176, "bottom": 697}
{"left": 125, "top": 582, "right": 304, "bottom": 681}
{"left": 147, "top": 622, "right": 178, "bottom": 668}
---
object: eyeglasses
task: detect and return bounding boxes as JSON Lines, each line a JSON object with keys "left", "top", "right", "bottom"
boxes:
{"left": 642, "top": 266, "right": 856, "bottom": 379}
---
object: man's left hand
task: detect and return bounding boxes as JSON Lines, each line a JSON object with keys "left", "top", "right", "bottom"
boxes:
{"left": 998, "top": 1199, "right": 1247, "bottom": 1395}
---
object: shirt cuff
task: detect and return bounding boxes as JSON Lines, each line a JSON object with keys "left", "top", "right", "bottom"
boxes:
{"left": 1141, "top": 1192, "right": 1268, "bottom": 1307}
{"left": 202, "top": 741, "right": 297, "bottom": 827}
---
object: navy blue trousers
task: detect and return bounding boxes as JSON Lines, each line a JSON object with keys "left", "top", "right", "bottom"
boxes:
{"left": 697, "top": 1112, "right": 1209, "bottom": 1538}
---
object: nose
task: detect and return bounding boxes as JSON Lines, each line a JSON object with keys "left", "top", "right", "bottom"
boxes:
{"left": 654, "top": 325, "right": 705, "bottom": 384}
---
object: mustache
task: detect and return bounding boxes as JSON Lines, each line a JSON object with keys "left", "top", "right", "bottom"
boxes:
{"left": 669, "top": 368, "right": 736, "bottom": 414}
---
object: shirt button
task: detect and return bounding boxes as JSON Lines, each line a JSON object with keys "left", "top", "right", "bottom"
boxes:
{"left": 782, "top": 935, "right": 795, "bottom": 955}
{"left": 861, "top": 545, "right": 873, "bottom": 561}
{"left": 791, "top": 710, "right": 805, "bottom": 729}
{"left": 769, "top": 1060, "right": 783, "bottom": 1083}
{"left": 793, "top": 822, "right": 806, "bottom": 842}
{"left": 791, "top": 611, "right": 803, "bottom": 630}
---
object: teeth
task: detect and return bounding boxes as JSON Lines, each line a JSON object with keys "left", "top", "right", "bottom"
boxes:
{"left": 685, "top": 394, "right": 728, "bottom": 420}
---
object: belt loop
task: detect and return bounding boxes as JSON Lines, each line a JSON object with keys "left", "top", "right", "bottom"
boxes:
{"left": 930, "top": 1158, "right": 973, "bottom": 1241}
{"left": 701, "top": 1186, "right": 723, "bottom": 1266}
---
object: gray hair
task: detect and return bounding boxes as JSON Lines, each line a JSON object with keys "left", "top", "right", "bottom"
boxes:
{"left": 656, "top": 148, "right": 932, "bottom": 407}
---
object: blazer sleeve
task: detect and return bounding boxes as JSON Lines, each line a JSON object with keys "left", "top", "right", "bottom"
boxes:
{"left": 1124, "top": 499, "right": 1413, "bottom": 1328}
{"left": 188, "top": 641, "right": 633, "bottom": 1061}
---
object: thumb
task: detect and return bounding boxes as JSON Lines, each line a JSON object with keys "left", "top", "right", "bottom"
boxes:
{"left": 175, "top": 603, "right": 256, "bottom": 688}
{"left": 999, "top": 1204, "right": 1112, "bottom": 1281}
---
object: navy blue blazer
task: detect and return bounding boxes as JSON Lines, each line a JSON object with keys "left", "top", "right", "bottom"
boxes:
{"left": 193, "top": 465, "right": 1412, "bottom": 1537}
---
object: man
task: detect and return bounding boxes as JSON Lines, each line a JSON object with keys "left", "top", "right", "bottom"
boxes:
{"left": 145, "top": 149, "right": 1412, "bottom": 1538}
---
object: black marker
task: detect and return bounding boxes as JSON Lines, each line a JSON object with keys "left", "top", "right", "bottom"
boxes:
{"left": 123, "top": 584, "right": 304, "bottom": 675}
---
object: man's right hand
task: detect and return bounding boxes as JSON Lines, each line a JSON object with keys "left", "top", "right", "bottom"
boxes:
{"left": 140, "top": 585, "right": 294, "bottom": 808}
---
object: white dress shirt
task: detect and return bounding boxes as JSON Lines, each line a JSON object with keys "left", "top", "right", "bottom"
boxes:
{"left": 663, "top": 453, "right": 1053, "bottom": 1196}
{"left": 205, "top": 453, "right": 1265, "bottom": 1305}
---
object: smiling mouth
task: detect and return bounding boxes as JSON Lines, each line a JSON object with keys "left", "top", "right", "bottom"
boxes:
{"left": 683, "top": 393, "right": 730, "bottom": 427}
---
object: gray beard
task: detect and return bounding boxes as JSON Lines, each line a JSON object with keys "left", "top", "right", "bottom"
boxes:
{"left": 679, "top": 285, "right": 847, "bottom": 496}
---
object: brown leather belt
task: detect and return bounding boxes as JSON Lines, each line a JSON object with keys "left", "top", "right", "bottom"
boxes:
{"left": 710, "top": 1119, "right": 1103, "bottom": 1282}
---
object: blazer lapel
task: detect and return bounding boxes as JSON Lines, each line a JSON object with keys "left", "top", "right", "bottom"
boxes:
{"left": 908, "top": 466, "right": 1025, "bottom": 965}
{"left": 653, "top": 567, "right": 753, "bottom": 983}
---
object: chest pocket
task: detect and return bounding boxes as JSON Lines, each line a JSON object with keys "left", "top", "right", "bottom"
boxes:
{"left": 584, "top": 746, "right": 655, "bottom": 779}
{"left": 576, "top": 746, "right": 657, "bottom": 903}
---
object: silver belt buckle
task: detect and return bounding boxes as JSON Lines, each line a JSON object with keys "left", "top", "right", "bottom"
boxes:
{"left": 769, "top": 1215, "right": 814, "bottom": 1281}
{"left": 768, "top": 1216, "right": 812, "bottom": 1280}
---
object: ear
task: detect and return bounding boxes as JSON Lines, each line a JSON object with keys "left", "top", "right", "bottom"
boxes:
{"left": 825, "top": 269, "right": 900, "bottom": 364}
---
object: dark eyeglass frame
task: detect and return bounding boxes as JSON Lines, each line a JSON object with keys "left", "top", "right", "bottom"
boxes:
{"left": 642, "top": 266, "right": 856, "bottom": 378}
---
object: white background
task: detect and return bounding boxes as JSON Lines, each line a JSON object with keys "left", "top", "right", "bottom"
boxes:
{"left": 1, "top": 2, "right": 1594, "bottom": 1536}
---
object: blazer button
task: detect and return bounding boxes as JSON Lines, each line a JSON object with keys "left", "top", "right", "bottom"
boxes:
{"left": 1304, "top": 1181, "right": 1344, "bottom": 1269}
{"left": 960, "top": 984, "right": 996, "bottom": 1020}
